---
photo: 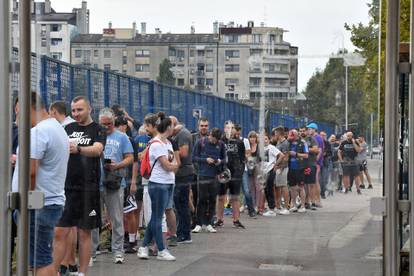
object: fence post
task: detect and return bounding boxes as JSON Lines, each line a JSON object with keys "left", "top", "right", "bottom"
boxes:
{"left": 69, "top": 67, "right": 74, "bottom": 101}
{"left": 104, "top": 70, "right": 109, "bottom": 107}
{"left": 40, "top": 55, "right": 48, "bottom": 106}
{"left": 128, "top": 78, "right": 133, "bottom": 118}
{"left": 148, "top": 80, "right": 155, "bottom": 114}
{"left": 117, "top": 75, "right": 121, "bottom": 105}
{"left": 56, "top": 62, "right": 62, "bottom": 100}
{"left": 87, "top": 69, "right": 92, "bottom": 104}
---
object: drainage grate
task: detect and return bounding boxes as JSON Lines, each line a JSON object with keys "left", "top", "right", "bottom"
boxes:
{"left": 258, "top": 264, "right": 303, "bottom": 272}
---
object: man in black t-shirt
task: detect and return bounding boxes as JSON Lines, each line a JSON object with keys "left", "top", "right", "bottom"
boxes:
{"left": 338, "top": 131, "right": 362, "bottom": 194}
{"left": 54, "top": 96, "right": 106, "bottom": 276}
{"left": 216, "top": 121, "right": 246, "bottom": 229}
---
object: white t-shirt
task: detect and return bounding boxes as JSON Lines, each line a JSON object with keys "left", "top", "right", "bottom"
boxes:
{"left": 149, "top": 138, "right": 175, "bottom": 184}
{"left": 12, "top": 118, "right": 70, "bottom": 206}
{"left": 263, "top": 144, "right": 281, "bottom": 174}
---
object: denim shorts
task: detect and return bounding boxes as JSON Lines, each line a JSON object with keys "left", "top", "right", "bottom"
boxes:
{"left": 29, "top": 205, "right": 63, "bottom": 268}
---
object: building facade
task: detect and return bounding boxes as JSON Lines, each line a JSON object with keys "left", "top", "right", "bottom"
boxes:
{"left": 11, "top": 0, "right": 89, "bottom": 62}
{"left": 71, "top": 21, "right": 298, "bottom": 101}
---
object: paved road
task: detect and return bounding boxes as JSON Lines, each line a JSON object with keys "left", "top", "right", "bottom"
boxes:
{"left": 89, "top": 159, "right": 383, "bottom": 276}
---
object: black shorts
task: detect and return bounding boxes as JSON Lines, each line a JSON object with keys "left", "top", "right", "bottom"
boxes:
{"left": 304, "top": 166, "right": 317, "bottom": 184}
{"left": 57, "top": 190, "right": 101, "bottom": 230}
{"left": 342, "top": 163, "right": 360, "bottom": 177}
{"left": 218, "top": 173, "right": 242, "bottom": 196}
{"left": 288, "top": 169, "right": 305, "bottom": 187}
{"left": 359, "top": 160, "right": 367, "bottom": 172}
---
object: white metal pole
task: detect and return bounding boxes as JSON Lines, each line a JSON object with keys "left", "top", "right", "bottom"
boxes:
{"left": 345, "top": 65, "right": 348, "bottom": 130}
{"left": 378, "top": 0, "right": 382, "bottom": 145}
{"left": 409, "top": 0, "right": 414, "bottom": 274}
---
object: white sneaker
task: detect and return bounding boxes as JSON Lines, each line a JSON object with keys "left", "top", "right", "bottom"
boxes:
{"left": 289, "top": 207, "right": 298, "bottom": 213}
{"left": 206, "top": 225, "right": 217, "bottom": 233}
{"left": 192, "top": 225, "right": 202, "bottom": 233}
{"left": 263, "top": 210, "right": 277, "bottom": 217}
{"left": 298, "top": 207, "right": 307, "bottom": 213}
{"left": 137, "top": 247, "right": 149, "bottom": 259}
{"left": 89, "top": 257, "right": 94, "bottom": 267}
{"left": 279, "top": 208, "right": 290, "bottom": 215}
{"left": 157, "top": 249, "right": 176, "bottom": 261}
{"left": 240, "top": 205, "right": 245, "bottom": 213}
{"left": 114, "top": 254, "right": 124, "bottom": 264}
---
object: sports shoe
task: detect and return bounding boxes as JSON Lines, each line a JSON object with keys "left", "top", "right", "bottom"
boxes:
{"left": 304, "top": 203, "right": 311, "bottom": 209}
{"left": 233, "top": 220, "right": 246, "bottom": 229}
{"left": 88, "top": 257, "right": 94, "bottom": 267}
{"left": 206, "top": 224, "right": 217, "bottom": 233}
{"left": 360, "top": 184, "right": 365, "bottom": 189}
{"left": 59, "top": 265, "right": 68, "bottom": 276}
{"left": 289, "top": 206, "right": 298, "bottom": 213}
{"left": 311, "top": 203, "right": 317, "bottom": 210}
{"left": 177, "top": 238, "right": 193, "bottom": 244}
{"left": 279, "top": 208, "right": 290, "bottom": 215}
{"left": 167, "top": 235, "right": 177, "bottom": 247}
{"left": 68, "top": 264, "right": 78, "bottom": 276}
{"left": 368, "top": 184, "right": 373, "bottom": 189}
{"left": 215, "top": 220, "right": 224, "bottom": 227}
{"left": 137, "top": 247, "right": 149, "bottom": 259}
{"left": 192, "top": 225, "right": 202, "bottom": 233}
{"left": 298, "top": 207, "right": 307, "bottom": 213}
{"left": 157, "top": 249, "right": 176, "bottom": 261}
{"left": 114, "top": 254, "right": 124, "bottom": 264}
{"left": 263, "top": 210, "right": 277, "bottom": 217}
{"left": 248, "top": 211, "right": 257, "bottom": 218}
{"left": 125, "top": 242, "right": 137, "bottom": 254}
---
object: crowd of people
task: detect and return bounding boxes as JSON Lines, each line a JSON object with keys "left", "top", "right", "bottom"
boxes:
{"left": 11, "top": 92, "right": 374, "bottom": 276}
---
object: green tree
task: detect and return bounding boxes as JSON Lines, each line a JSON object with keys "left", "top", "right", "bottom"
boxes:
{"left": 156, "top": 59, "right": 174, "bottom": 85}
{"left": 344, "top": 0, "right": 411, "bottom": 134}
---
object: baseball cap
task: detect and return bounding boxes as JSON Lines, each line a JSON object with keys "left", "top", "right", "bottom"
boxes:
{"left": 306, "top": 123, "right": 318, "bottom": 130}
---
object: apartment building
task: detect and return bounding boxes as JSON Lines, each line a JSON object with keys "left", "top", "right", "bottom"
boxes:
{"left": 11, "top": 0, "right": 89, "bottom": 62}
{"left": 71, "top": 21, "right": 298, "bottom": 101}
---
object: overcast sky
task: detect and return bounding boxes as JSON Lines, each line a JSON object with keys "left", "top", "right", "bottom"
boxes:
{"left": 54, "top": 0, "right": 371, "bottom": 92}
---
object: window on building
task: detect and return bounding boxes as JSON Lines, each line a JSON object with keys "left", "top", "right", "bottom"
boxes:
{"left": 51, "top": 24, "right": 62, "bottom": 32}
{"left": 177, "top": 79, "right": 185, "bottom": 86}
{"left": 190, "top": 78, "right": 194, "bottom": 85}
{"left": 135, "top": 64, "right": 150, "bottom": 72}
{"left": 197, "top": 78, "right": 205, "bottom": 86}
{"left": 104, "top": 50, "right": 111, "bottom": 58}
{"left": 168, "top": 48, "right": 176, "bottom": 57}
{"left": 225, "top": 93, "right": 238, "bottom": 99}
{"left": 190, "top": 50, "right": 195, "bottom": 57}
{"left": 252, "top": 34, "right": 262, "bottom": 44}
{"left": 122, "top": 56, "right": 127, "bottom": 64}
{"left": 93, "top": 64, "right": 98, "bottom": 69}
{"left": 197, "top": 50, "right": 205, "bottom": 57}
{"left": 225, "top": 64, "right": 240, "bottom": 72}
{"left": 206, "top": 64, "right": 213, "bottom": 72}
{"left": 51, "top": 38, "right": 62, "bottom": 46}
{"left": 51, "top": 52, "right": 62, "bottom": 60}
{"left": 94, "top": 49, "right": 99, "bottom": 57}
{"left": 74, "top": 50, "right": 82, "bottom": 58}
{"left": 197, "top": 64, "right": 205, "bottom": 71}
{"left": 225, "top": 78, "right": 239, "bottom": 86}
{"left": 104, "top": 64, "right": 111, "bottom": 71}
{"left": 206, "top": 50, "right": 214, "bottom": 58}
{"left": 135, "top": 50, "right": 150, "bottom": 57}
{"left": 224, "top": 35, "right": 240, "bottom": 43}
{"left": 225, "top": 50, "right": 240, "bottom": 58}
{"left": 41, "top": 38, "right": 47, "bottom": 47}
{"left": 206, "top": 79, "right": 213, "bottom": 86}
{"left": 177, "top": 50, "right": 185, "bottom": 58}
{"left": 122, "top": 50, "right": 127, "bottom": 57}
{"left": 250, "top": 78, "right": 261, "bottom": 86}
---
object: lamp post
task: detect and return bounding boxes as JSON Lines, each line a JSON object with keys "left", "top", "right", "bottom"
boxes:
{"left": 343, "top": 53, "right": 366, "bottom": 130}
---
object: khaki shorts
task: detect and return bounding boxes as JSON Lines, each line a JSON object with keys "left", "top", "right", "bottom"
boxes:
{"left": 274, "top": 168, "right": 288, "bottom": 187}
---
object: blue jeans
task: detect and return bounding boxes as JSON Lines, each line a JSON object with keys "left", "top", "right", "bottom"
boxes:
{"left": 174, "top": 176, "right": 192, "bottom": 241}
{"left": 320, "top": 165, "right": 330, "bottom": 197}
{"left": 29, "top": 205, "right": 63, "bottom": 268}
{"left": 242, "top": 171, "right": 255, "bottom": 213}
{"left": 143, "top": 182, "right": 173, "bottom": 251}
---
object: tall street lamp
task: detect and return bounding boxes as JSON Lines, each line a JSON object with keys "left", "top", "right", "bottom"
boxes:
{"left": 343, "top": 53, "right": 366, "bottom": 130}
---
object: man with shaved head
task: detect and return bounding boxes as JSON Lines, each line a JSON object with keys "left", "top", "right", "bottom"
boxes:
{"left": 338, "top": 131, "right": 362, "bottom": 194}
{"left": 170, "top": 116, "right": 194, "bottom": 243}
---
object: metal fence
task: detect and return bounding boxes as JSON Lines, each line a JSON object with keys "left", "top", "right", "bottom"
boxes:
{"left": 11, "top": 52, "right": 335, "bottom": 136}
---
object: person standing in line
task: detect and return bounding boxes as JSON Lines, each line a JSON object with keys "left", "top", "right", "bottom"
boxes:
{"left": 99, "top": 108, "right": 134, "bottom": 264}
{"left": 53, "top": 96, "right": 106, "bottom": 276}
{"left": 49, "top": 101, "right": 75, "bottom": 127}
{"left": 357, "top": 136, "right": 373, "bottom": 189}
{"left": 338, "top": 131, "right": 362, "bottom": 194}
{"left": 12, "top": 92, "right": 69, "bottom": 276}
{"left": 319, "top": 131, "right": 333, "bottom": 199}
{"left": 137, "top": 112, "right": 179, "bottom": 261}
{"left": 247, "top": 131, "right": 263, "bottom": 214}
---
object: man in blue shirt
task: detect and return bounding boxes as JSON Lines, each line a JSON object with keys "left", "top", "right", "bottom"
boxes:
{"left": 99, "top": 108, "right": 134, "bottom": 264}
{"left": 192, "top": 128, "right": 226, "bottom": 233}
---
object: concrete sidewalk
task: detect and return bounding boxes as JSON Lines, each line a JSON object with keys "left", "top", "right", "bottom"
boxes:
{"left": 89, "top": 159, "right": 383, "bottom": 276}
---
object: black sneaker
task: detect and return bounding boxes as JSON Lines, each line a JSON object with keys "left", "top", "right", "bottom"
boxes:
{"left": 304, "top": 203, "right": 311, "bottom": 209}
{"left": 68, "top": 264, "right": 78, "bottom": 275}
{"left": 360, "top": 184, "right": 366, "bottom": 189}
{"left": 167, "top": 235, "right": 178, "bottom": 247}
{"left": 215, "top": 219, "right": 224, "bottom": 227}
{"left": 59, "top": 265, "right": 68, "bottom": 276}
{"left": 368, "top": 185, "right": 373, "bottom": 189}
{"left": 125, "top": 242, "right": 137, "bottom": 254}
{"left": 248, "top": 211, "right": 257, "bottom": 219}
{"left": 233, "top": 220, "right": 245, "bottom": 229}
{"left": 311, "top": 203, "right": 317, "bottom": 211}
